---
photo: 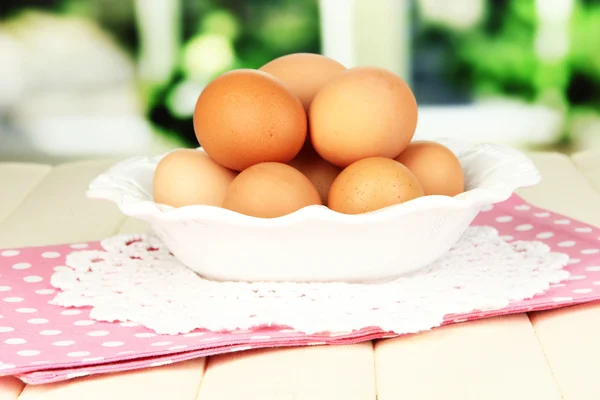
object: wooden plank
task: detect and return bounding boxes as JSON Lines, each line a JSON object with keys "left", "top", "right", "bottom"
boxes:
{"left": 572, "top": 150, "right": 600, "bottom": 192}
{"left": 17, "top": 359, "right": 205, "bottom": 400}
{"left": 0, "top": 163, "right": 51, "bottom": 225}
{"left": 0, "top": 161, "right": 207, "bottom": 400}
{"left": 117, "top": 218, "right": 151, "bottom": 234}
{"left": 525, "top": 151, "right": 600, "bottom": 400}
{"left": 519, "top": 152, "right": 600, "bottom": 226}
{"left": 374, "top": 153, "right": 590, "bottom": 400}
{"left": 0, "top": 163, "right": 52, "bottom": 400}
{"left": 0, "top": 160, "right": 127, "bottom": 248}
{"left": 196, "top": 343, "right": 375, "bottom": 400}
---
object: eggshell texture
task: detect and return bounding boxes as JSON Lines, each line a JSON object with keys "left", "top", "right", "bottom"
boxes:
{"left": 328, "top": 157, "right": 424, "bottom": 215}
{"left": 259, "top": 53, "right": 346, "bottom": 111}
{"left": 193, "top": 69, "right": 307, "bottom": 171}
{"left": 395, "top": 141, "right": 465, "bottom": 196}
{"left": 309, "top": 66, "right": 418, "bottom": 168}
{"left": 223, "top": 162, "right": 322, "bottom": 218}
{"left": 289, "top": 144, "right": 341, "bottom": 204}
{"left": 153, "top": 149, "right": 237, "bottom": 208}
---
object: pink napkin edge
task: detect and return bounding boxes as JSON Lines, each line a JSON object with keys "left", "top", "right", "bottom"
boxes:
{"left": 3, "top": 192, "right": 600, "bottom": 382}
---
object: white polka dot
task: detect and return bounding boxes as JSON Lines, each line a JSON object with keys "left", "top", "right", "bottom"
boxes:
{"left": 73, "top": 320, "right": 95, "bottom": 326}
{"left": 514, "top": 204, "right": 531, "bottom": 211}
{"left": 151, "top": 341, "right": 172, "bottom": 347}
{"left": 550, "top": 283, "right": 566, "bottom": 288}
{"left": 52, "top": 340, "right": 75, "bottom": 347}
{"left": 586, "top": 266, "right": 600, "bottom": 272}
{"left": 480, "top": 204, "right": 494, "bottom": 212}
{"left": 40, "top": 330, "right": 61, "bottom": 336}
{"left": 575, "top": 227, "right": 593, "bottom": 233}
{"left": 116, "top": 350, "right": 134, "bottom": 355}
{"left": 495, "top": 216, "right": 513, "bottom": 223}
{"left": 119, "top": 322, "right": 139, "bottom": 327}
{"left": 1, "top": 250, "right": 20, "bottom": 257}
{"left": 16, "top": 308, "right": 37, "bottom": 313}
{"left": 87, "top": 331, "right": 110, "bottom": 337}
{"left": 17, "top": 350, "right": 40, "bottom": 356}
{"left": 23, "top": 276, "right": 43, "bottom": 283}
{"left": 554, "top": 219, "right": 571, "bottom": 225}
{"left": 0, "top": 286, "right": 11, "bottom": 292}
{"left": 278, "top": 329, "right": 297, "bottom": 333}
{"left": 27, "top": 318, "right": 48, "bottom": 324}
{"left": 135, "top": 333, "right": 156, "bottom": 338}
{"left": 168, "top": 345, "right": 187, "bottom": 351}
{"left": 35, "top": 289, "right": 55, "bottom": 295}
{"left": 42, "top": 251, "right": 61, "bottom": 259}
{"left": 4, "top": 338, "right": 26, "bottom": 344}
{"left": 515, "top": 224, "right": 534, "bottom": 231}
{"left": 3, "top": 297, "right": 23, "bottom": 303}
{"left": 67, "top": 351, "right": 91, "bottom": 357}
{"left": 230, "top": 330, "right": 253, "bottom": 334}
{"left": 82, "top": 357, "right": 104, "bottom": 362}
{"left": 568, "top": 258, "right": 581, "bottom": 264}
{"left": 182, "top": 332, "right": 204, "bottom": 337}
{"left": 536, "top": 232, "right": 554, "bottom": 239}
{"left": 572, "top": 288, "right": 593, "bottom": 294}
{"left": 0, "top": 364, "right": 16, "bottom": 370}
{"left": 12, "top": 263, "right": 31, "bottom": 270}
{"left": 552, "top": 297, "right": 573, "bottom": 302}
{"left": 581, "top": 249, "right": 600, "bottom": 255}
{"left": 102, "top": 341, "right": 124, "bottom": 347}
{"left": 53, "top": 266, "right": 71, "bottom": 273}
{"left": 250, "top": 335, "right": 271, "bottom": 340}
{"left": 534, "top": 212, "right": 550, "bottom": 218}
{"left": 150, "top": 360, "right": 173, "bottom": 367}
{"left": 569, "top": 275, "right": 587, "bottom": 280}
{"left": 558, "top": 241, "right": 576, "bottom": 247}
{"left": 500, "top": 235, "right": 514, "bottom": 241}
{"left": 594, "top": 281, "right": 600, "bottom": 285}
{"left": 0, "top": 326, "right": 15, "bottom": 333}
{"left": 70, "top": 243, "right": 89, "bottom": 249}
{"left": 60, "top": 309, "right": 81, "bottom": 316}
{"left": 66, "top": 372, "right": 89, "bottom": 379}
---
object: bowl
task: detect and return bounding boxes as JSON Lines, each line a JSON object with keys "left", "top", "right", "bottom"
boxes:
{"left": 87, "top": 138, "right": 540, "bottom": 283}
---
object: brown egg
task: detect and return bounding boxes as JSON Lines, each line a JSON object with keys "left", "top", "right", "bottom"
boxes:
{"left": 395, "top": 141, "right": 465, "bottom": 196}
{"left": 223, "top": 162, "right": 322, "bottom": 218}
{"left": 153, "top": 149, "right": 237, "bottom": 208}
{"left": 309, "top": 66, "right": 418, "bottom": 168}
{"left": 193, "top": 69, "right": 307, "bottom": 171}
{"left": 328, "top": 157, "right": 424, "bottom": 215}
{"left": 289, "top": 144, "right": 341, "bottom": 204}
{"left": 259, "top": 53, "right": 346, "bottom": 111}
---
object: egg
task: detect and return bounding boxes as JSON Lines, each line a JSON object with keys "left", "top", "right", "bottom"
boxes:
{"left": 395, "top": 141, "right": 465, "bottom": 196}
{"left": 309, "top": 66, "right": 418, "bottom": 168}
{"left": 289, "top": 144, "right": 341, "bottom": 204}
{"left": 259, "top": 53, "right": 346, "bottom": 111}
{"left": 223, "top": 162, "right": 322, "bottom": 218}
{"left": 328, "top": 157, "right": 424, "bottom": 215}
{"left": 193, "top": 69, "right": 307, "bottom": 171}
{"left": 153, "top": 149, "right": 237, "bottom": 208}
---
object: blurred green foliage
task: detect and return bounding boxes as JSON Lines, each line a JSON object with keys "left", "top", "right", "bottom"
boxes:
{"left": 418, "top": 0, "right": 600, "bottom": 143}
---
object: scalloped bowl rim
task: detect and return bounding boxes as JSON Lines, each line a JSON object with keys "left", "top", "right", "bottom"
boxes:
{"left": 87, "top": 138, "right": 541, "bottom": 227}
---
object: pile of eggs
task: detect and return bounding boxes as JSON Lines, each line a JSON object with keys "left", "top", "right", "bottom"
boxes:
{"left": 153, "top": 53, "right": 465, "bottom": 218}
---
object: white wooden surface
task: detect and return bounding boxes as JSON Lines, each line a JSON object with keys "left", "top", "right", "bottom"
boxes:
{"left": 0, "top": 151, "right": 599, "bottom": 400}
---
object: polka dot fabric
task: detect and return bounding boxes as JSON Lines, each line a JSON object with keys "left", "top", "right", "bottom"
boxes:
{"left": 1, "top": 194, "right": 600, "bottom": 384}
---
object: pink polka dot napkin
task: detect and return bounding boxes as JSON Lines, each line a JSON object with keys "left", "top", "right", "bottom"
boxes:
{"left": 1, "top": 194, "right": 600, "bottom": 384}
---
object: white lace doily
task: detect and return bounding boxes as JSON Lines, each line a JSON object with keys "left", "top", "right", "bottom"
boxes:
{"left": 49, "top": 226, "right": 570, "bottom": 335}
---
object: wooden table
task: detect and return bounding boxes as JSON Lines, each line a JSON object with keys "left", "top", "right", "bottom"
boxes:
{"left": 1, "top": 150, "right": 600, "bottom": 400}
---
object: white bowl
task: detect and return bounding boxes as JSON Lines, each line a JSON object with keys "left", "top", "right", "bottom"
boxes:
{"left": 87, "top": 138, "right": 540, "bottom": 283}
